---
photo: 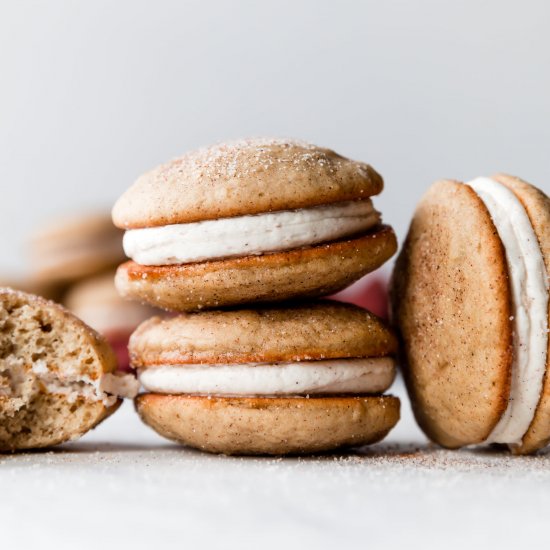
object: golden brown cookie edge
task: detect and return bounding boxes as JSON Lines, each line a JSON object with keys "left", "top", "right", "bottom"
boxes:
{"left": 135, "top": 394, "right": 400, "bottom": 455}
{"left": 390, "top": 180, "right": 512, "bottom": 448}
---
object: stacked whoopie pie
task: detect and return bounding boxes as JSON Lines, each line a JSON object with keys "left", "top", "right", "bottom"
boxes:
{"left": 113, "top": 138, "right": 400, "bottom": 455}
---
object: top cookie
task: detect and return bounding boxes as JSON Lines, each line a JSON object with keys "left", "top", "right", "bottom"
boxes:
{"left": 391, "top": 180, "right": 513, "bottom": 448}
{"left": 112, "top": 138, "right": 383, "bottom": 228}
{"left": 129, "top": 301, "right": 398, "bottom": 367}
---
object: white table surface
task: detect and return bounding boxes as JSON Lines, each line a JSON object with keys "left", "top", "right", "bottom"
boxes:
{"left": 2, "top": 377, "right": 549, "bottom": 550}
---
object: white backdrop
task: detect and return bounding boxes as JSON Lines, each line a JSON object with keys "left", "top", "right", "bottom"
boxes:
{"left": 1, "top": 0, "right": 549, "bottom": 274}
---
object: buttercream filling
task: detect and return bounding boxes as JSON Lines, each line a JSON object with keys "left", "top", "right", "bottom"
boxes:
{"left": 138, "top": 357, "right": 395, "bottom": 397}
{"left": 468, "top": 177, "right": 549, "bottom": 446}
{"left": 0, "top": 357, "right": 140, "bottom": 409}
{"left": 123, "top": 200, "right": 380, "bottom": 265}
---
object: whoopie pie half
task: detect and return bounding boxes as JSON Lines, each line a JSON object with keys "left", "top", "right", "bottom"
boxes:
{"left": 0, "top": 288, "right": 138, "bottom": 451}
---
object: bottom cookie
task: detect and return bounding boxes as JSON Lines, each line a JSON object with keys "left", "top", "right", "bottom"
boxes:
{"left": 135, "top": 394, "right": 400, "bottom": 455}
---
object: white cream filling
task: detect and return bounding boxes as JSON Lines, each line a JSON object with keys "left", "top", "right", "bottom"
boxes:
{"left": 100, "top": 372, "right": 140, "bottom": 402}
{"left": 31, "top": 360, "right": 140, "bottom": 407}
{"left": 468, "top": 177, "right": 549, "bottom": 446}
{"left": 138, "top": 357, "right": 395, "bottom": 397}
{"left": 0, "top": 357, "right": 139, "bottom": 409}
{"left": 123, "top": 200, "right": 380, "bottom": 265}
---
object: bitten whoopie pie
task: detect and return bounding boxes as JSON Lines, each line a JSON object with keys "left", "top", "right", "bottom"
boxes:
{"left": 392, "top": 174, "right": 549, "bottom": 454}
{"left": 132, "top": 301, "right": 400, "bottom": 455}
{"left": 112, "top": 138, "right": 397, "bottom": 311}
{"left": 0, "top": 288, "right": 138, "bottom": 451}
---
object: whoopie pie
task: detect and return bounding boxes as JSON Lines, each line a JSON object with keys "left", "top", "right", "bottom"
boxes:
{"left": 112, "top": 138, "right": 397, "bottom": 311}
{"left": 392, "top": 174, "right": 549, "bottom": 454}
{"left": 131, "top": 301, "right": 400, "bottom": 455}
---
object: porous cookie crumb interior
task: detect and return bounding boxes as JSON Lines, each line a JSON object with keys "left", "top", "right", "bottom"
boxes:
{"left": 0, "top": 289, "right": 117, "bottom": 450}
{"left": 0, "top": 393, "right": 111, "bottom": 451}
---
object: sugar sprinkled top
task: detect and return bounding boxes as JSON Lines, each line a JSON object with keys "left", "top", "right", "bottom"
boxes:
{"left": 113, "top": 136, "right": 383, "bottom": 228}
{"left": 158, "top": 137, "right": 362, "bottom": 182}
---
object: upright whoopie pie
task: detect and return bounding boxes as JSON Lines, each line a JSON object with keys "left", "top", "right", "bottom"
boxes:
{"left": 0, "top": 288, "right": 138, "bottom": 451}
{"left": 132, "top": 301, "right": 400, "bottom": 455}
{"left": 392, "top": 174, "right": 549, "bottom": 454}
{"left": 112, "top": 138, "right": 397, "bottom": 311}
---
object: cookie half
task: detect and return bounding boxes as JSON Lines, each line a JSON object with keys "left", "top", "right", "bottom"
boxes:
{"left": 129, "top": 301, "right": 397, "bottom": 366}
{"left": 131, "top": 301, "right": 400, "bottom": 455}
{"left": 65, "top": 272, "right": 156, "bottom": 337}
{"left": 29, "top": 212, "right": 125, "bottom": 287}
{"left": 391, "top": 175, "right": 549, "bottom": 453}
{"left": 492, "top": 174, "right": 550, "bottom": 454}
{"left": 113, "top": 139, "right": 396, "bottom": 311}
{"left": 136, "top": 394, "right": 400, "bottom": 455}
{"left": 0, "top": 288, "right": 138, "bottom": 451}
{"left": 113, "top": 138, "right": 384, "bottom": 228}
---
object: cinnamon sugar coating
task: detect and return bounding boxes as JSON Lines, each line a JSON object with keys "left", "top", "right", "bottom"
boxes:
{"left": 129, "top": 301, "right": 397, "bottom": 368}
{"left": 136, "top": 394, "right": 400, "bottom": 455}
{"left": 391, "top": 180, "right": 512, "bottom": 448}
{"left": 113, "top": 138, "right": 383, "bottom": 229}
